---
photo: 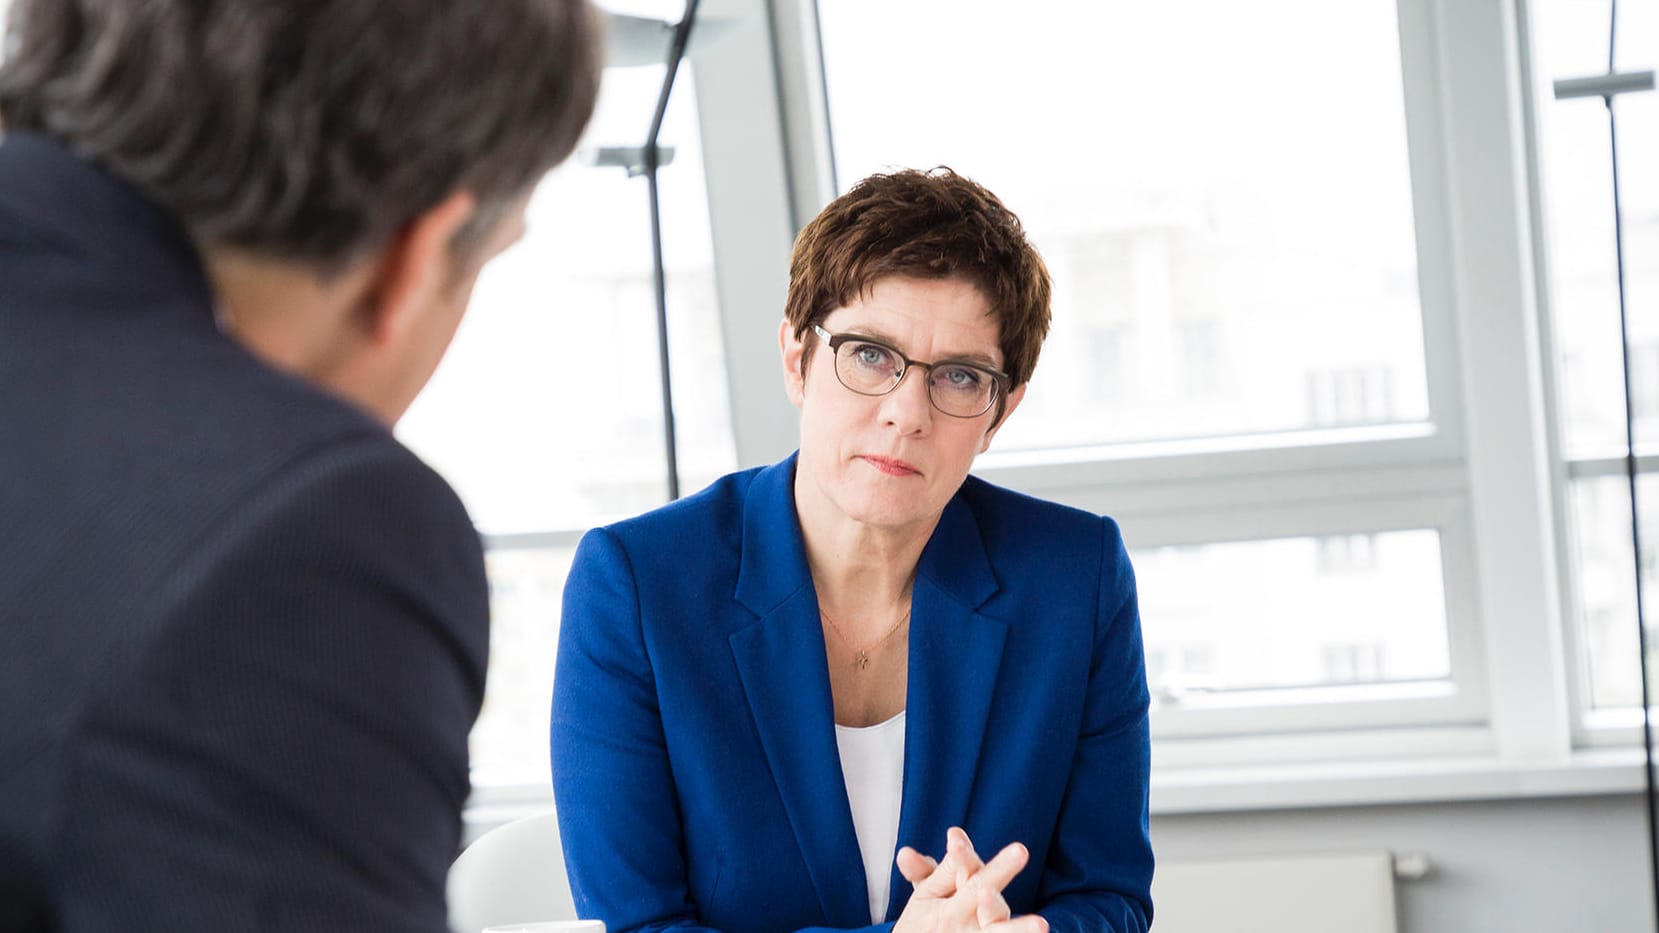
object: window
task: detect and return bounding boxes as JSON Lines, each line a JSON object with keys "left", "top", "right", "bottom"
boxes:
{"left": 1323, "top": 642, "right": 1389, "bottom": 683}
{"left": 1135, "top": 530, "right": 1447, "bottom": 700}
{"left": 0, "top": 0, "right": 1609, "bottom": 818}
{"left": 801, "top": 0, "right": 1485, "bottom": 751}
{"left": 1305, "top": 366, "right": 1399, "bottom": 428}
{"left": 817, "top": 0, "right": 1432, "bottom": 452}
{"left": 398, "top": 29, "right": 736, "bottom": 783}
{"left": 1532, "top": 0, "right": 1659, "bottom": 736}
{"left": 1318, "top": 534, "right": 1382, "bottom": 574}
{"left": 421, "top": 0, "right": 1652, "bottom": 813}
{"left": 399, "top": 64, "right": 734, "bottom": 536}
{"left": 1566, "top": 475, "right": 1657, "bottom": 712}
{"left": 468, "top": 546, "right": 576, "bottom": 780}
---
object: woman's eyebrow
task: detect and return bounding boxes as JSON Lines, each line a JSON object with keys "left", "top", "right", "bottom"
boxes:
{"left": 840, "top": 326, "right": 1001, "bottom": 368}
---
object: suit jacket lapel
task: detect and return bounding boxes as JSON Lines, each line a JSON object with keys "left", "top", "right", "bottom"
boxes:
{"left": 729, "top": 460, "right": 1010, "bottom": 925}
{"left": 889, "top": 491, "right": 1006, "bottom": 919}
{"left": 729, "top": 456, "right": 869, "bottom": 927}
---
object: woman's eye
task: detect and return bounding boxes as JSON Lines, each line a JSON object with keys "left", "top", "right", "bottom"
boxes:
{"left": 936, "top": 365, "right": 983, "bottom": 390}
{"left": 851, "top": 344, "right": 895, "bottom": 369}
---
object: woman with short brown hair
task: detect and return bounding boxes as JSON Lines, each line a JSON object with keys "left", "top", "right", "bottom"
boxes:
{"left": 553, "top": 168, "right": 1154, "bottom": 933}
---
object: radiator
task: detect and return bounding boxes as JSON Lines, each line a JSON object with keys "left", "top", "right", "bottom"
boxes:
{"left": 1149, "top": 850, "right": 1425, "bottom": 933}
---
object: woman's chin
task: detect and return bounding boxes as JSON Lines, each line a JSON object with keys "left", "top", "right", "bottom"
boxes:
{"left": 836, "top": 492, "right": 937, "bottom": 531}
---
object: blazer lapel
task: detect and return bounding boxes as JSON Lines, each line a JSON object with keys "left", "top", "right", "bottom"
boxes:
{"left": 890, "top": 491, "right": 1006, "bottom": 918}
{"left": 729, "top": 456, "right": 869, "bottom": 927}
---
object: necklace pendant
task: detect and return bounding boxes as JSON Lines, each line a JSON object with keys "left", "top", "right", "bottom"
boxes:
{"left": 856, "top": 651, "right": 870, "bottom": 670}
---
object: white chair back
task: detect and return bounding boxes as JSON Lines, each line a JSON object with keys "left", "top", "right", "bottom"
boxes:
{"left": 447, "top": 812, "right": 577, "bottom": 933}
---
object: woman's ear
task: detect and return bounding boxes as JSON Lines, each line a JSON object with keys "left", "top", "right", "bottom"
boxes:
{"left": 779, "top": 318, "right": 807, "bottom": 408}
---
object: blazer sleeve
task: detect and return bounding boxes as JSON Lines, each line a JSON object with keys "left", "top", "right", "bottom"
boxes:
{"left": 52, "top": 439, "right": 489, "bottom": 932}
{"left": 1033, "top": 517, "right": 1155, "bottom": 933}
{"left": 552, "top": 527, "right": 727, "bottom": 933}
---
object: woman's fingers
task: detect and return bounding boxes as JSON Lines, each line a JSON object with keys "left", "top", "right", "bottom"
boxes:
{"left": 973, "top": 841, "right": 1030, "bottom": 894}
{"left": 951, "top": 826, "right": 985, "bottom": 873}
{"left": 975, "top": 877, "right": 1013, "bottom": 928}
{"left": 892, "top": 833, "right": 1041, "bottom": 933}
{"left": 904, "top": 828, "right": 1033, "bottom": 909}
{"left": 910, "top": 831, "right": 967, "bottom": 897}
{"left": 896, "top": 846, "right": 937, "bottom": 885}
{"left": 982, "top": 914, "right": 1049, "bottom": 933}
{"left": 959, "top": 840, "right": 1025, "bottom": 928}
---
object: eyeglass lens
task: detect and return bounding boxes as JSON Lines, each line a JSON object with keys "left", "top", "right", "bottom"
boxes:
{"left": 834, "top": 339, "right": 997, "bottom": 417}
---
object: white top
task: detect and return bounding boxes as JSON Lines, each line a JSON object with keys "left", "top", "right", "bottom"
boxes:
{"left": 834, "top": 710, "right": 907, "bottom": 925}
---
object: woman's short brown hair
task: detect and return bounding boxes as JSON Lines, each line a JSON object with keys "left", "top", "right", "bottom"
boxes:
{"left": 785, "top": 167, "right": 1052, "bottom": 390}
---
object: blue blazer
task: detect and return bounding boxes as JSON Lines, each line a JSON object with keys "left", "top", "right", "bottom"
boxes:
{"left": 551, "top": 454, "right": 1153, "bottom": 933}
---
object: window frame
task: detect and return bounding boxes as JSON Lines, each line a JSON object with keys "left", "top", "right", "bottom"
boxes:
{"left": 1517, "top": 0, "right": 1659, "bottom": 751}
{"left": 688, "top": 0, "right": 1573, "bottom": 766}
{"left": 460, "top": 0, "right": 1647, "bottom": 825}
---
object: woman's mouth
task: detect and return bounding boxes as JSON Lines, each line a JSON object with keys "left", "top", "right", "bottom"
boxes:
{"left": 861, "top": 455, "right": 919, "bottom": 477}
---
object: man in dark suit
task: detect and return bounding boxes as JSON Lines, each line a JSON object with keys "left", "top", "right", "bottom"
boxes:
{"left": 0, "top": 2, "right": 601, "bottom": 929}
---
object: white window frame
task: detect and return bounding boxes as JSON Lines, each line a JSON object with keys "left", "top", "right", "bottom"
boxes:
{"left": 1516, "top": 0, "right": 1659, "bottom": 753}
{"left": 686, "top": 0, "right": 1577, "bottom": 769}
{"left": 1519, "top": 0, "right": 1659, "bottom": 747}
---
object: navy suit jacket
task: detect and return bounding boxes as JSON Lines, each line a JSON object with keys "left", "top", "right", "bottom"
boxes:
{"left": 0, "top": 133, "right": 489, "bottom": 930}
{"left": 551, "top": 454, "right": 1153, "bottom": 933}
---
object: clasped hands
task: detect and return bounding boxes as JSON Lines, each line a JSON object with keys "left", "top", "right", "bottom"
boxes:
{"left": 891, "top": 827, "right": 1048, "bottom": 933}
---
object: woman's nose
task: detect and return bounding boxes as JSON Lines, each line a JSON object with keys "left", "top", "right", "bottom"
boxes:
{"left": 878, "top": 367, "right": 933, "bottom": 434}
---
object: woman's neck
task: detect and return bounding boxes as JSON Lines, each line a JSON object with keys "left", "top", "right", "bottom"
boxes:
{"left": 795, "top": 490, "right": 935, "bottom": 629}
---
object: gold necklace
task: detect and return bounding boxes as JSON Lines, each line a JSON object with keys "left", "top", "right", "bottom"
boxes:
{"left": 820, "top": 607, "right": 911, "bottom": 671}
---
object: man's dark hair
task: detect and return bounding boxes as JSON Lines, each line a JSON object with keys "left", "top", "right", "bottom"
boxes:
{"left": 0, "top": 0, "right": 603, "bottom": 267}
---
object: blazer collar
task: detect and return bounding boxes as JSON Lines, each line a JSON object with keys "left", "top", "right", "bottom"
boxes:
{"left": 733, "top": 453, "right": 813, "bottom": 617}
{"left": 728, "top": 456, "right": 1007, "bottom": 924}
{"left": 914, "top": 475, "right": 998, "bottom": 609}
{"left": 0, "top": 132, "right": 214, "bottom": 316}
{"left": 892, "top": 480, "right": 1005, "bottom": 919}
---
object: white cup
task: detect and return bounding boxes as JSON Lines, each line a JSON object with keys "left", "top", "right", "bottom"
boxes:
{"left": 484, "top": 916, "right": 607, "bottom": 923}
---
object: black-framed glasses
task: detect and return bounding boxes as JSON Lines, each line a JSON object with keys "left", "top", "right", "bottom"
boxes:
{"left": 812, "top": 325, "right": 1010, "bottom": 419}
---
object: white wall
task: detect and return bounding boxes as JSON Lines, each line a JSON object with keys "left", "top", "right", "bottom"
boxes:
{"left": 1153, "top": 792, "right": 1655, "bottom": 932}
